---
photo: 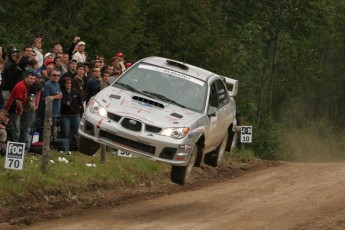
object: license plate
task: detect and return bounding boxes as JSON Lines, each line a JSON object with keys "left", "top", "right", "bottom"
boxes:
{"left": 117, "top": 150, "right": 133, "bottom": 158}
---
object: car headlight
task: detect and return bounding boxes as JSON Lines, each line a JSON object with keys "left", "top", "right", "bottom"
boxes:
{"left": 89, "top": 99, "right": 107, "bottom": 117}
{"left": 160, "top": 127, "right": 189, "bottom": 139}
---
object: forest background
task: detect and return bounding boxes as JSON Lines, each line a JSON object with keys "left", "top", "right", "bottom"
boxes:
{"left": 1, "top": 0, "right": 344, "bottom": 161}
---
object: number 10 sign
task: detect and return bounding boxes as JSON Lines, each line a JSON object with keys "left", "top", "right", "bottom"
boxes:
{"left": 241, "top": 126, "right": 253, "bottom": 143}
{"left": 4, "top": 142, "right": 26, "bottom": 170}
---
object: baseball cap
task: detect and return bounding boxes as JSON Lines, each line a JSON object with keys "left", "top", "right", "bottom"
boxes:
{"left": 45, "top": 59, "right": 55, "bottom": 66}
{"left": 115, "top": 52, "right": 124, "bottom": 58}
{"left": 44, "top": 52, "right": 52, "bottom": 59}
{"left": 69, "top": 59, "right": 77, "bottom": 64}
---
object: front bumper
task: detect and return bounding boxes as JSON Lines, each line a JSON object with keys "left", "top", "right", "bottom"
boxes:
{"left": 78, "top": 111, "right": 195, "bottom": 166}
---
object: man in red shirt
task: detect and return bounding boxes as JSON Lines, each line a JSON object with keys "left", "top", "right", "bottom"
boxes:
{"left": 5, "top": 71, "right": 36, "bottom": 147}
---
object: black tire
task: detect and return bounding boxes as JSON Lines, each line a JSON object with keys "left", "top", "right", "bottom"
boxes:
{"left": 78, "top": 135, "right": 100, "bottom": 156}
{"left": 205, "top": 132, "right": 228, "bottom": 167}
{"left": 170, "top": 145, "right": 198, "bottom": 185}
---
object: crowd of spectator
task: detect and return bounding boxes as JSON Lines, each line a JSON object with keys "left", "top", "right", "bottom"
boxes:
{"left": 0, "top": 34, "right": 133, "bottom": 155}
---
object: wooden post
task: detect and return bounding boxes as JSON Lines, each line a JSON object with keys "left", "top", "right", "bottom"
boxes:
{"left": 100, "top": 144, "right": 106, "bottom": 163}
{"left": 41, "top": 97, "right": 52, "bottom": 173}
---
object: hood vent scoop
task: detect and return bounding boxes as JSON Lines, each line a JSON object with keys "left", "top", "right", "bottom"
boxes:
{"left": 170, "top": 113, "right": 183, "bottom": 119}
{"left": 109, "top": 94, "right": 121, "bottom": 100}
{"left": 132, "top": 96, "right": 164, "bottom": 108}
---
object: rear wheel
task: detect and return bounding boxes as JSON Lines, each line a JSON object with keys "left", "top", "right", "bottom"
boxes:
{"left": 171, "top": 145, "right": 198, "bottom": 185}
{"left": 78, "top": 135, "right": 100, "bottom": 156}
{"left": 205, "top": 132, "right": 228, "bottom": 167}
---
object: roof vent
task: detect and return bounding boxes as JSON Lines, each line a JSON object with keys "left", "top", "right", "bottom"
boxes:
{"left": 166, "top": 60, "right": 189, "bottom": 70}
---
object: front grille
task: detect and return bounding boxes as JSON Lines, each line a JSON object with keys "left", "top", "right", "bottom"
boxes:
{"left": 145, "top": 125, "right": 162, "bottom": 133}
{"left": 121, "top": 118, "right": 142, "bottom": 132}
{"left": 99, "top": 130, "right": 155, "bottom": 154}
{"left": 108, "top": 112, "right": 122, "bottom": 122}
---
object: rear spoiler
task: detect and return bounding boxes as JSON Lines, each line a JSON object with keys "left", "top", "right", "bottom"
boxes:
{"left": 222, "top": 77, "right": 238, "bottom": 97}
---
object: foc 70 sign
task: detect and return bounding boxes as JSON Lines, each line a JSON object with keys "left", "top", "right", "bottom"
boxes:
{"left": 4, "top": 142, "right": 26, "bottom": 170}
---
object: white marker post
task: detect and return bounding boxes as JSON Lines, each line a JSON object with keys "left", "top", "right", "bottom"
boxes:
{"left": 4, "top": 142, "right": 26, "bottom": 170}
{"left": 240, "top": 126, "right": 253, "bottom": 143}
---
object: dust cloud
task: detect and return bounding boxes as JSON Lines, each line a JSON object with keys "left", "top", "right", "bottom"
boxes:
{"left": 278, "top": 122, "right": 345, "bottom": 162}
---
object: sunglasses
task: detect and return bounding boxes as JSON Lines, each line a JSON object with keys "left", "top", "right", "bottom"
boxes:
{"left": 52, "top": 74, "right": 60, "bottom": 77}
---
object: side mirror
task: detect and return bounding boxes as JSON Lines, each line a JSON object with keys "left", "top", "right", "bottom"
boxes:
{"left": 207, "top": 106, "right": 217, "bottom": 116}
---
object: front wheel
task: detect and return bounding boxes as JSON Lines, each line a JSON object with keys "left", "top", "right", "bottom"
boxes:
{"left": 205, "top": 132, "right": 228, "bottom": 167}
{"left": 78, "top": 135, "right": 100, "bottom": 156}
{"left": 170, "top": 145, "right": 198, "bottom": 185}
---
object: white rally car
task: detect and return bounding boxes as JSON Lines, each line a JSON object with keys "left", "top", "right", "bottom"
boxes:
{"left": 78, "top": 56, "right": 238, "bottom": 185}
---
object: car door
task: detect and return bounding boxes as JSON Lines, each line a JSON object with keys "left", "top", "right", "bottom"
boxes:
{"left": 205, "top": 79, "right": 230, "bottom": 151}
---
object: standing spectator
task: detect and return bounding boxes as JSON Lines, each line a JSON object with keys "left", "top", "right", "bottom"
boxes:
{"left": 23, "top": 45, "right": 33, "bottom": 59}
{"left": 85, "top": 67, "right": 101, "bottom": 104}
{"left": 61, "top": 53, "right": 69, "bottom": 70}
{"left": 100, "top": 70, "right": 110, "bottom": 90}
{"left": 0, "top": 58, "right": 3, "bottom": 90}
{"left": 13, "top": 53, "right": 30, "bottom": 87}
{"left": 98, "top": 55, "right": 105, "bottom": 69}
{"left": 62, "top": 59, "right": 77, "bottom": 82}
{"left": 72, "top": 63, "right": 86, "bottom": 101}
{"left": 50, "top": 43, "right": 63, "bottom": 59}
{"left": 60, "top": 77, "right": 82, "bottom": 145}
{"left": 106, "top": 65, "right": 114, "bottom": 76}
{"left": 115, "top": 52, "right": 126, "bottom": 72}
{"left": 54, "top": 56, "right": 67, "bottom": 75}
{"left": 1, "top": 46, "right": 19, "bottom": 102}
{"left": 43, "top": 69, "right": 62, "bottom": 140}
{"left": 68, "top": 36, "right": 80, "bottom": 60}
{"left": 42, "top": 59, "right": 55, "bottom": 80}
{"left": 72, "top": 41, "right": 86, "bottom": 63}
{"left": 33, "top": 39, "right": 44, "bottom": 67}
{"left": 27, "top": 66, "right": 44, "bottom": 130}
{"left": 0, "top": 110, "right": 10, "bottom": 156}
{"left": 72, "top": 63, "right": 85, "bottom": 117}
{"left": 5, "top": 71, "right": 36, "bottom": 145}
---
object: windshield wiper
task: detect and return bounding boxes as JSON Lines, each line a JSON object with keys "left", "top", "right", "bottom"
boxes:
{"left": 115, "top": 82, "right": 142, "bottom": 94}
{"left": 142, "top": 91, "right": 186, "bottom": 108}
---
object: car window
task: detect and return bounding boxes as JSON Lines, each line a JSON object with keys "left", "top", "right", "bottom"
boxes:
{"left": 209, "top": 79, "right": 230, "bottom": 109}
{"left": 215, "top": 79, "right": 230, "bottom": 108}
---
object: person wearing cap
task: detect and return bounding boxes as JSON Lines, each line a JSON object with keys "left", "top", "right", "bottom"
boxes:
{"left": 5, "top": 71, "right": 36, "bottom": 145}
{"left": 1, "top": 46, "right": 19, "bottom": 103}
{"left": 41, "top": 59, "right": 55, "bottom": 80}
{"left": 62, "top": 59, "right": 77, "bottom": 82}
{"left": 72, "top": 41, "right": 86, "bottom": 63}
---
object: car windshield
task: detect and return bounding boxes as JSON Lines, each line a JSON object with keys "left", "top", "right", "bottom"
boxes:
{"left": 113, "top": 63, "right": 206, "bottom": 112}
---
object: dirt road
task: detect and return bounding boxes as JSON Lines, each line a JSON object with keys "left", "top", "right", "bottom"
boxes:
{"left": 23, "top": 162, "right": 345, "bottom": 230}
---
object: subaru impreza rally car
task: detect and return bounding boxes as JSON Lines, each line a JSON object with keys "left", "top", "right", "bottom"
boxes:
{"left": 78, "top": 56, "right": 238, "bottom": 185}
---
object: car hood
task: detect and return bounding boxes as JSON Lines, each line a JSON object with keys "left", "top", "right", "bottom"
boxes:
{"left": 94, "top": 86, "right": 203, "bottom": 127}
